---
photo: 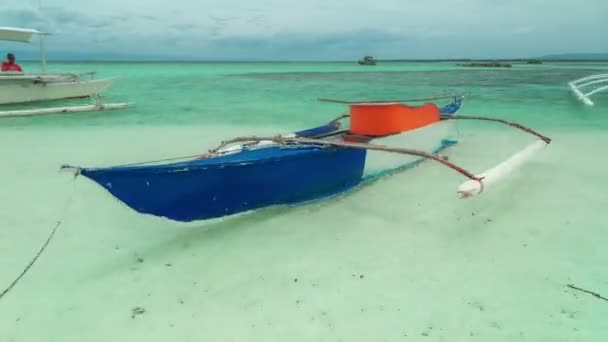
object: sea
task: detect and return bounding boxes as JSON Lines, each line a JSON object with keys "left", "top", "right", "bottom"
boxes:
{"left": 1, "top": 61, "right": 607, "bottom": 341}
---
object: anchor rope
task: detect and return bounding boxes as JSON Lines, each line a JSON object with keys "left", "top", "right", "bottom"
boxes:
{"left": 0, "top": 178, "right": 77, "bottom": 301}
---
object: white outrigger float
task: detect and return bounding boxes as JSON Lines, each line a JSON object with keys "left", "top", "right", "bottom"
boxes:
{"left": 0, "top": 26, "right": 131, "bottom": 118}
{"left": 568, "top": 73, "right": 608, "bottom": 106}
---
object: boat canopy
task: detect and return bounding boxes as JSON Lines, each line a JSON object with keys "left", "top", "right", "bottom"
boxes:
{"left": 0, "top": 26, "right": 47, "bottom": 43}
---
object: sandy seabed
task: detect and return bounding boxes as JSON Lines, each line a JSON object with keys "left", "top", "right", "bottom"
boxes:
{"left": 1, "top": 124, "right": 606, "bottom": 341}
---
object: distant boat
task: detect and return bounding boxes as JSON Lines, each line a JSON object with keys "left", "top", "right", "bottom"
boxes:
{"left": 0, "top": 26, "right": 131, "bottom": 118}
{"left": 358, "top": 56, "right": 377, "bottom": 65}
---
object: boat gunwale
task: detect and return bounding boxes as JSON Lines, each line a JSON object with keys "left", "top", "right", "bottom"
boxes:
{"left": 80, "top": 144, "right": 357, "bottom": 174}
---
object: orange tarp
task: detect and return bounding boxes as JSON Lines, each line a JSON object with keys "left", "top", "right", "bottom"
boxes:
{"left": 349, "top": 102, "right": 440, "bottom": 136}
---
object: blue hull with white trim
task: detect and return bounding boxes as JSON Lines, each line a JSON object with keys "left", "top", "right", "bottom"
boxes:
{"left": 63, "top": 96, "right": 465, "bottom": 222}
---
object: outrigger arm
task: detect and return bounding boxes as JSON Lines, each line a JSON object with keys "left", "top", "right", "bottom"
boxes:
{"left": 209, "top": 134, "right": 485, "bottom": 187}
{"left": 208, "top": 113, "right": 551, "bottom": 198}
{"left": 439, "top": 114, "right": 551, "bottom": 197}
{"left": 439, "top": 114, "right": 552, "bottom": 144}
{"left": 568, "top": 74, "right": 608, "bottom": 106}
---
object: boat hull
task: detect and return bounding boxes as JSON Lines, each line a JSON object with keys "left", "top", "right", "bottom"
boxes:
{"left": 80, "top": 146, "right": 367, "bottom": 222}
{"left": 0, "top": 77, "right": 114, "bottom": 105}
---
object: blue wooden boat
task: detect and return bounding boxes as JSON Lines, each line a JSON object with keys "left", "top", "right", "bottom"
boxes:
{"left": 61, "top": 95, "right": 551, "bottom": 222}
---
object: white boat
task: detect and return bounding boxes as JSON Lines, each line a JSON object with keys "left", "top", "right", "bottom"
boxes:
{"left": 568, "top": 73, "right": 608, "bottom": 106}
{"left": 0, "top": 26, "right": 131, "bottom": 117}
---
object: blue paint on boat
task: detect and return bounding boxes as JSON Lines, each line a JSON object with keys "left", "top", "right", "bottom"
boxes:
{"left": 295, "top": 122, "right": 342, "bottom": 137}
{"left": 79, "top": 145, "right": 367, "bottom": 222}
{"left": 439, "top": 96, "right": 464, "bottom": 115}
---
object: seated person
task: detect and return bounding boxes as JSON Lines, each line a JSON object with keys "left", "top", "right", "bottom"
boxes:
{"left": 1, "top": 53, "right": 23, "bottom": 72}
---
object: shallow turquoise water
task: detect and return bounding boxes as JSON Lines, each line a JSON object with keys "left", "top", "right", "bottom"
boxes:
{"left": 3, "top": 61, "right": 607, "bottom": 130}
{"left": 1, "top": 61, "right": 607, "bottom": 341}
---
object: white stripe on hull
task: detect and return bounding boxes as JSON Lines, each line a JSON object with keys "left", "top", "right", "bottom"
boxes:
{"left": 362, "top": 121, "right": 456, "bottom": 177}
{"left": 0, "top": 77, "right": 114, "bottom": 105}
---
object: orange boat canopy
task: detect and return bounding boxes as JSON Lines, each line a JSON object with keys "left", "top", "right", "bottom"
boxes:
{"left": 349, "top": 102, "right": 440, "bottom": 136}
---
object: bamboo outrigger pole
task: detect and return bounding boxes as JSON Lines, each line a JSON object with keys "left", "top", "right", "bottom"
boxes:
{"left": 317, "top": 94, "right": 466, "bottom": 104}
{"left": 209, "top": 135, "right": 484, "bottom": 183}
{"left": 439, "top": 115, "right": 552, "bottom": 144}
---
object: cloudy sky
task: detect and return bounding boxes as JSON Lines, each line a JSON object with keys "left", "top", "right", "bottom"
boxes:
{"left": 1, "top": 0, "right": 607, "bottom": 60}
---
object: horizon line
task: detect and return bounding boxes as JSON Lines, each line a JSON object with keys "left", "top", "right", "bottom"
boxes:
{"left": 15, "top": 58, "right": 608, "bottom": 63}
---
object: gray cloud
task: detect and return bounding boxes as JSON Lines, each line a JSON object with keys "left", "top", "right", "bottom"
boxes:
{"left": 0, "top": 0, "right": 606, "bottom": 60}
{"left": 170, "top": 23, "right": 199, "bottom": 31}
{"left": 0, "top": 6, "right": 44, "bottom": 27}
{"left": 209, "top": 16, "right": 238, "bottom": 23}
